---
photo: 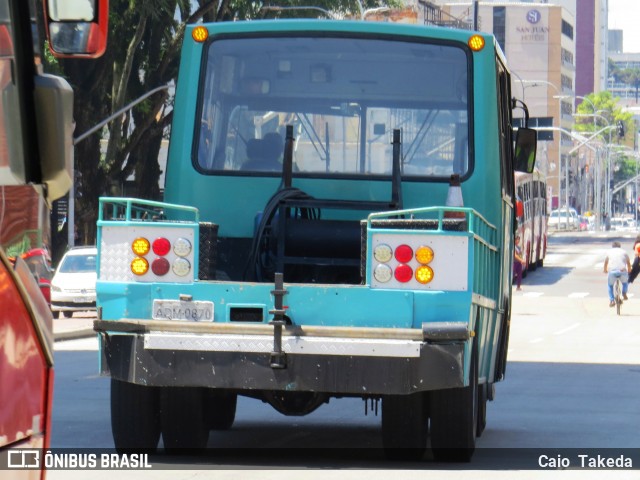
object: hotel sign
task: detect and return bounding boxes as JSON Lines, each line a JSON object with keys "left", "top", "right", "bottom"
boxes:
{"left": 516, "top": 9, "right": 549, "bottom": 41}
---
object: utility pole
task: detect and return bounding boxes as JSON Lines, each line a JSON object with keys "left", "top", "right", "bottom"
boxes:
{"left": 473, "top": 1, "right": 479, "bottom": 31}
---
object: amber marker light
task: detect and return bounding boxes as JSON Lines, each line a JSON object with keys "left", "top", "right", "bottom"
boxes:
{"left": 468, "top": 34, "right": 485, "bottom": 52}
{"left": 415, "top": 265, "right": 434, "bottom": 284}
{"left": 416, "top": 246, "right": 434, "bottom": 264}
{"left": 131, "top": 257, "right": 149, "bottom": 276}
{"left": 192, "top": 26, "right": 209, "bottom": 43}
{"left": 132, "top": 237, "right": 150, "bottom": 256}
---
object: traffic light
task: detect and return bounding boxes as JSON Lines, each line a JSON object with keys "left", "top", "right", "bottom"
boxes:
{"left": 617, "top": 120, "right": 625, "bottom": 138}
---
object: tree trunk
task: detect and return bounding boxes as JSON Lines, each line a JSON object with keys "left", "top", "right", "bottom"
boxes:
{"left": 131, "top": 123, "right": 164, "bottom": 201}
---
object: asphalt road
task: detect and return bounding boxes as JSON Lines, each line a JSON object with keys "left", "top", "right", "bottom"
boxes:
{"left": 47, "top": 230, "right": 640, "bottom": 478}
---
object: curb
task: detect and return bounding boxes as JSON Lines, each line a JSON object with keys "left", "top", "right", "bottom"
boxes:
{"left": 53, "top": 328, "right": 96, "bottom": 342}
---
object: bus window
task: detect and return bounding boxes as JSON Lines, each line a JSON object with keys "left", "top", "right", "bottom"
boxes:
{"left": 194, "top": 35, "right": 470, "bottom": 180}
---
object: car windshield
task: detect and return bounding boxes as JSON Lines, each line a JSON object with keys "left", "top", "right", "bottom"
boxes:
{"left": 196, "top": 35, "right": 470, "bottom": 179}
{"left": 59, "top": 254, "right": 96, "bottom": 273}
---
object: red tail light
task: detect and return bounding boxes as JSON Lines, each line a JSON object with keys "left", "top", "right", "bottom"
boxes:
{"left": 152, "top": 238, "right": 171, "bottom": 256}
{"left": 151, "top": 257, "right": 171, "bottom": 276}
{"left": 394, "top": 264, "right": 413, "bottom": 283}
{"left": 394, "top": 244, "right": 413, "bottom": 263}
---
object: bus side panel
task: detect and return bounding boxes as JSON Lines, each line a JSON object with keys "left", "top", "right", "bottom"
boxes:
{"left": 468, "top": 45, "right": 509, "bottom": 386}
{"left": 0, "top": 254, "right": 52, "bottom": 452}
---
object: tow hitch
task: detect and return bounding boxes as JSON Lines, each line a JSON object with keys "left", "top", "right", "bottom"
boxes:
{"left": 269, "top": 272, "right": 288, "bottom": 369}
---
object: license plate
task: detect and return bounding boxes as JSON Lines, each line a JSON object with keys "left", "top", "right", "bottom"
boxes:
{"left": 73, "top": 296, "right": 91, "bottom": 303}
{"left": 152, "top": 299, "right": 214, "bottom": 322}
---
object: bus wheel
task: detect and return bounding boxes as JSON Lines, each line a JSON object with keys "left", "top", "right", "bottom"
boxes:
{"left": 381, "top": 392, "right": 428, "bottom": 460}
{"left": 161, "top": 387, "right": 209, "bottom": 452}
{"left": 430, "top": 342, "right": 477, "bottom": 462}
{"left": 205, "top": 390, "right": 237, "bottom": 430}
{"left": 476, "top": 382, "right": 488, "bottom": 438}
{"left": 528, "top": 252, "right": 537, "bottom": 271}
{"left": 111, "top": 379, "right": 161, "bottom": 453}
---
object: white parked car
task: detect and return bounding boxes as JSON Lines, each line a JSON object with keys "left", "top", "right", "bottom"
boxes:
{"left": 50, "top": 246, "right": 97, "bottom": 319}
{"left": 609, "top": 217, "right": 626, "bottom": 231}
{"left": 548, "top": 209, "right": 579, "bottom": 231}
{"left": 610, "top": 217, "right": 637, "bottom": 231}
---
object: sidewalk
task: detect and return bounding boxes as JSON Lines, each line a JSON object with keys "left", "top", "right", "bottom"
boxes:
{"left": 53, "top": 312, "right": 96, "bottom": 342}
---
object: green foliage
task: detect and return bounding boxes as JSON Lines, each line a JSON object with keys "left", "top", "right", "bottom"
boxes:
{"left": 253, "top": 0, "right": 397, "bottom": 19}
{"left": 54, "top": 0, "right": 406, "bottom": 243}
{"left": 613, "top": 157, "right": 637, "bottom": 184}
{"left": 41, "top": 41, "right": 63, "bottom": 75}
{"left": 621, "top": 67, "right": 640, "bottom": 103}
{"left": 573, "top": 91, "right": 633, "bottom": 143}
{"left": 608, "top": 56, "right": 640, "bottom": 101}
{"left": 608, "top": 57, "right": 622, "bottom": 83}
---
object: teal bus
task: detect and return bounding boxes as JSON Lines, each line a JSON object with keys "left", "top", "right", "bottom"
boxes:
{"left": 95, "top": 19, "right": 536, "bottom": 461}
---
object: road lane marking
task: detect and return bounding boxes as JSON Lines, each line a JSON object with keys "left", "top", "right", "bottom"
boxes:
{"left": 554, "top": 323, "right": 580, "bottom": 336}
{"left": 523, "top": 292, "right": 544, "bottom": 297}
{"left": 568, "top": 292, "right": 589, "bottom": 298}
{"left": 530, "top": 338, "right": 544, "bottom": 344}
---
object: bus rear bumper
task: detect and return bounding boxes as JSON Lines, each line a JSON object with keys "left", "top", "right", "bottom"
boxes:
{"left": 95, "top": 320, "right": 468, "bottom": 395}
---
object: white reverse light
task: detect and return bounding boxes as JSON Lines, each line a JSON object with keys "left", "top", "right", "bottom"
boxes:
{"left": 373, "top": 263, "right": 393, "bottom": 283}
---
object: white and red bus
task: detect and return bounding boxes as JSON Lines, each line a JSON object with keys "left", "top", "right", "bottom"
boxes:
{"left": 515, "top": 170, "right": 548, "bottom": 272}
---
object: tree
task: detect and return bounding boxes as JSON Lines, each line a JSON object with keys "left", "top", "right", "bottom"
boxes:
{"left": 46, "top": 1, "right": 395, "bottom": 244}
{"left": 573, "top": 90, "right": 633, "bottom": 143}
{"left": 574, "top": 91, "right": 636, "bottom": 214}
{"left": 621, "top": 67, "right": 640, "bottom": 103}
{"left": 608, "top": 57, "right": 623, "bottom": 84}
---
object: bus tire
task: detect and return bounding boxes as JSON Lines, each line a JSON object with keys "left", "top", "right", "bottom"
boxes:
{"left": 206, "top": 390, "right": 237, "bottom": 430}
{"left": 528, "top": 254, "right": 537, "bottom": 271}
{"left": 381, "top": 392, "right": 428, "bottom": 460}
{"left": 111, "top": 379, "right": 161, "bottom": 453}
{"left": 476, "top": 382, "right": 487, "bottom": 437}
{"left": 430, "top": 342, "right": 477, "bottom": 462}
{"left": 161, "top": 387, "right": 209, "bottom": 452}
{"left": 527, "top": 243, "right": 537, "bottom": 271}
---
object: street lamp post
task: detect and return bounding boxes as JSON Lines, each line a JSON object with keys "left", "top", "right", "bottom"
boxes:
{"left": 573, "top": 96, "right": 596, "bottom": 216}
{"left": 608, "top": 148, "right": 640, "bottom": 219}
{"left": 555, "top": 94, "right": 572, "bottom": 228}
{"left": 573, "top": 112, "right": 613, "bottom": 229}
{"left": 536, "top": 125, "right": 617, "bottom": 231}
{"left": 552, "top": 94, "right": 599, "bottom": 227}
{"left": 520, "top": 80, "right": 569, "bottom": 226}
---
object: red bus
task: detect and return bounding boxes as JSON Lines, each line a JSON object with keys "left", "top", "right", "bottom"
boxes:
{"left": 0, "top": 0, "right": 106, "bottom": 475}
{"left": 515, "top": 170, "right": 548, "bottom": 272}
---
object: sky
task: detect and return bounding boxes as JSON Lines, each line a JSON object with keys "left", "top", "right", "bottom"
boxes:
{"left": 608, "top": 0, "right": 640, "bottom": 53}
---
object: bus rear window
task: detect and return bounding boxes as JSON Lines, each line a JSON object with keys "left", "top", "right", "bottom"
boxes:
{"left": 196, "top": 35, "right": 470, "bottom": 179}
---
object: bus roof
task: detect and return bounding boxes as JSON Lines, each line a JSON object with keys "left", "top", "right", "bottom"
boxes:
{"left": 187, "top": 19, "right": 495, "bottom": 47}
